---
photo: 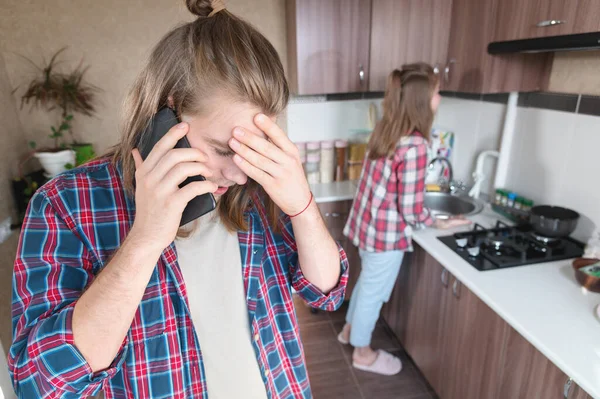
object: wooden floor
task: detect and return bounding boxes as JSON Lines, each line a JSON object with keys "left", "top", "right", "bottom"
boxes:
{"left": 93, "top": 297, "right": 437, "bottom": 399}
{"left": 296, "top": 296, "right": 439, "bottom": 399}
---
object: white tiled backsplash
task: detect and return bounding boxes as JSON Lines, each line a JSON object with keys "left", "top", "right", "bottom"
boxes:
{"left": 288, "top": 96, "right": 506, "bottom": 196}
{"left": 505, "top": 108, "right": 600, "bottom": 241}
{"left": 287, "top": 98, "right": 382, "bottom": 143}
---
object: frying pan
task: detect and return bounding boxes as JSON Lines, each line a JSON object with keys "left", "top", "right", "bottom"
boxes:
{"left": 530, "top": 205, "right": 579, "bottom": 238}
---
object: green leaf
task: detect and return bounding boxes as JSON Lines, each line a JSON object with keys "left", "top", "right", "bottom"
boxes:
{"left": 24, "top": 188, "right": 32, "bottom": 196}
{"left": 51, "top": 126, "right": 57, "bottom": 133}
{"left": 60, "top": 123, "right": 70, "bottom": 131}
{"left": 65, "top": 114, "right": 74, "bottom": 121}
{"left": 64, "top": 162, "right": 74, "bottom": 170}
{"left": 28, "top": 141, "right": 37, "bottom": 149}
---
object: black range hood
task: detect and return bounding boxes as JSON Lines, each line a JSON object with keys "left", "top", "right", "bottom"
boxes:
{"left": 488, "top": 32, "right": 600, "bottom": 54}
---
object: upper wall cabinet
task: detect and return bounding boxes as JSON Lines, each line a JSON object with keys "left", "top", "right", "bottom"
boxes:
{"left": 286, "top": 0, "right": 372, "bottom": 95}
{"left": 286, "top": 0, "right": 589, "bottom": 95}
{"left": 444, "top": 0, "right": 496, "bottom": 92}
{"left": 446, "top": 0, "right": 552, "bottom": 93}
{"left": 494, "top": 0, "right": 600, "bottom": 41}
{"left": 368, "top": 0, "right": 453, "bottom": 91}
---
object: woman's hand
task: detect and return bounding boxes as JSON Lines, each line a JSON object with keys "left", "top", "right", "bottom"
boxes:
{"left": 434, "top": 216, "right": 472, "bottom": 229}
{"left": 228, "top": 114, "right": 311, "bottom": 215}
{"left": 130, "top": 122, "right": 218, "bottom": 250}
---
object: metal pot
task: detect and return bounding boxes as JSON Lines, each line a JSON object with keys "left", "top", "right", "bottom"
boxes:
{"left": 530, "top": 205, "right": 579, "bottom": 238}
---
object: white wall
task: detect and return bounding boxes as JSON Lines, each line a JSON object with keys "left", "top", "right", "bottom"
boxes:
{"left": 287, "top": 97, "right": 382, "bottom": 143}
{"left": 0, "top": 341, "right": 16, "bottom": 399}
{"left": 0, "top": 0, "right": 287, "bottom": 155}
{"left": 434, "top": 97, "right": 506, "bottom": 195}
{"left": 505, "top": 108, "right": 600, "bottom": 242}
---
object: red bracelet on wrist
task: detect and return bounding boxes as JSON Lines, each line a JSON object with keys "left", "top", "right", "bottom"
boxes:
{"left": 289, "top": 192, "right": 314, "bottom": 218}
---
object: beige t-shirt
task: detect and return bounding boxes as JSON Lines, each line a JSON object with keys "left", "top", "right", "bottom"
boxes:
{"left": 174, "top": 213, "right": 268, "bottom": 399}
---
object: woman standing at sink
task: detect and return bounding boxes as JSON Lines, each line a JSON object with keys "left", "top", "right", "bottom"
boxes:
{"left": 339, "top": 63, "right": 469, "bottom": 376}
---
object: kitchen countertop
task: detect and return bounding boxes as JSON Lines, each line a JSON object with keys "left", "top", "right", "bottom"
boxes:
{"left": 310, "top": 180, "right": 358, "bottom": 203}
{"left": 412, "top": 205, "right": 600, "bottom": 399}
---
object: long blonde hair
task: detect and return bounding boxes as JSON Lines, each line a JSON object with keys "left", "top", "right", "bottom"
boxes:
{"left": 368, "top": 63, "right": 438, "bottom": 159}
{"left": 108, "top": 0, "right": 288, "bottom": 232}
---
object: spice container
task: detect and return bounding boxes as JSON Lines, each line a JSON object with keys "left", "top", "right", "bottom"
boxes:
{"left": 500, "top": 190, "right": 509, "bottom": 206}
{"left": 522, "top": 199, "right": 534, "bottom": 212}
{"left": 320, "top": 141, "right": 335, "bottom": 183}
{"left": 494, "top": 189, "right": 504, "bottom": 205}
{"left": 348, "top": 141, "right": 367, "bottom": 181}
{"left": 335, "top": 140, "right": 347, "bottom": 181}
{"left": 296, "top": 142, "right": 306, "bottom": 159}
{"left": 305, "top": 153, "right": 320, "bottom": 184}
{"left": 296, "top": 142, "right": 307, "bottom": 168}
{"left": 514, "top": 196, "right": 524, "bottom": 210}
{"left": 306, "top": 141, "right": 320, "bottom": 156}
{"left": 495, "top": 189, "right": 508, "bottom": 206}
{"left": 507, "top": 192, "right": 517, "bottom": 208}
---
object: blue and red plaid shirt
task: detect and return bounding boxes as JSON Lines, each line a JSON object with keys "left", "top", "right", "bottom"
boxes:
{"left": 9, "top": 159, "right": 348, "bottom": 399}
{"left": 344, "top": 132, "right": 434, "bottom": 252}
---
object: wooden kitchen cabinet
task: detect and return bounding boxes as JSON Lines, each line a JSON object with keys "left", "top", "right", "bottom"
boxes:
{"left": 395, "top": 247, "right": 447, "bottom": 387}
{"left": 316, "top": 200, "right": 361, "bottom": 299}
{"left": 497, "top": 327, "right": 594, "bottom": 399}
{"left": 493, "top": 0, "right": 563, "bottom": 41}
{"left": 368, "top": 0, "right": 453, "bottom": 91}
{"left": 444, "top": 0, "right": 496, "bottom": 92}
{"left": 446, "top": 0, "right": 552, "bottom": 93}
{"left": 286, "top": 0, "right": 563, "bottom": 95}
{"left": 438, "top": 273, "right": 509, "bottom": 399}
{"left": 571, "top": 0, "right": 600, "bottom": 34}
{"left": 383, "top": 245, "right": 508, "bottom": 398}
{"left": 286, "top": 0, "right": 372, "bottom": 95}
{"left": 494, "top": 0, "right": 600, "bottom": 41}
{"left": 384, "top": 243, "right": 595, "bottom": 399}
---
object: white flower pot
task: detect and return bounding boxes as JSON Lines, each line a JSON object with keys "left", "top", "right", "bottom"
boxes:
{"left": 34, "top": 149, "right": 76, "bottom": 178}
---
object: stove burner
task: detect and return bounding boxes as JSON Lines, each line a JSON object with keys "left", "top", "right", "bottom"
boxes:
{"left": 530, "top": 233, "right": 559, "bottom": 244}
{"left": 487, "top": 236, "right": 507, "bottom": 248}
{"left": 438, "top": 221, "right": 585, "bottom": 271}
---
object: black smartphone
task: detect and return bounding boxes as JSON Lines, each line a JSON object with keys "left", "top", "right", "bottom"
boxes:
{"left": 137, "top": 107, "right": 216, "bottom": 226}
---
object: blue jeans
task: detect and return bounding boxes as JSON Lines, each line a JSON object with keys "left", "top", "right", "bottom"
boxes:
{"left": 346, "top": 249, "right": 405, "bottom": 347}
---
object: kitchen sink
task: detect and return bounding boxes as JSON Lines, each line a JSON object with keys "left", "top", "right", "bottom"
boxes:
{"left": 424, "top": 192, "right": 484, "bottom": 217}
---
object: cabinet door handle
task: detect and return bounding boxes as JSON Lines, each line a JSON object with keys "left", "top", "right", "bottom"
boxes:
{"left": 441, "top": 268, "right": 449, "bottom": 288}
{"left": 563, "top": 377, "right": 573, "bottom": 398}
{"left": 433, "top": 63, "right": 440, "bottom": 75}
{"left": 444, "top": 59, "right": 456, "bottom": 83}
{"left": 359, "top": 64, "right": 365, "bottom": 86}
{"left": 537, "top": 19, "right": 566, "bottom": 27}
{"left": 452, "top": 279, "right": 461, "bottom": 298}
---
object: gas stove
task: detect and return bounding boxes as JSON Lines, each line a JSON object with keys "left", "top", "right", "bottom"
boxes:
{"left": 438, "top": 221, "right": 585, "bottom": 271}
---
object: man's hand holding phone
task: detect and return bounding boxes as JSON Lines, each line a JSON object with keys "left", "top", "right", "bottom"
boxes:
{"left": 130, "top": 122, "right": 218, "bottom": 251}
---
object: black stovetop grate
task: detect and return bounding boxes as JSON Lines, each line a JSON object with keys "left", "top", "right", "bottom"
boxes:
{"left": 437, "top": 221, "right": 585, "bottom": 271}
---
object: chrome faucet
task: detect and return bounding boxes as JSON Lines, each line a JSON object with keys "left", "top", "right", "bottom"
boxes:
{"left": 428, "top": 156, "right": 454, "bottom": 193}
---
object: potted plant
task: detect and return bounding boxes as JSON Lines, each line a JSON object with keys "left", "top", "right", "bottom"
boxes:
{"left": 11, "top": 143, "right": 47, "bottom": 223}
{"left": 16, "top": 47, "right": 99, "bottom": 177}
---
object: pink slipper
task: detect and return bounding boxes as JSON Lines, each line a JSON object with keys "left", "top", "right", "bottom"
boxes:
{"left": 337, "top": 331, "right": 349, "bottom": 345}
{"left": 352, "top": 350, "right": 403, "bottom": 376}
